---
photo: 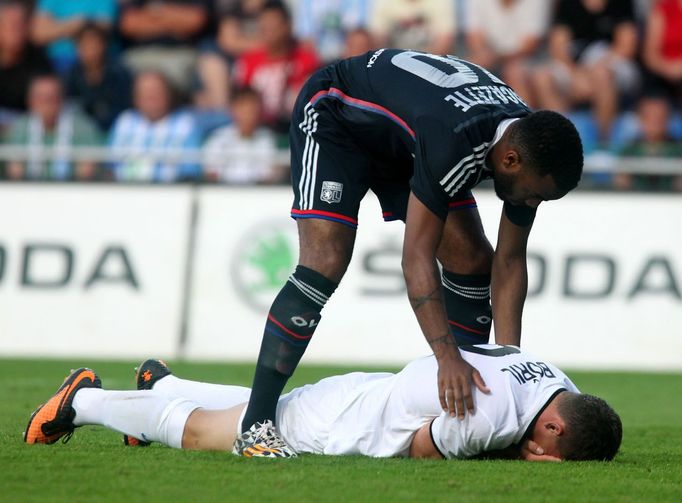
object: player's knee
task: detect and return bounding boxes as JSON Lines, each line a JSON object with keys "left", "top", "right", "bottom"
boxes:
{"left": 302, "top": 252, "right": 351, "bottom": 283}
{"left": 439, "top": 238, "right": 493, "bottom": 275}
{"left": 181, "top": 411, "right": 200, "bottom": 449}
{"left": 298, "top": 220, "right": 355, "bottom": 282}
{"left": 299, "top": 240, "right": 353, "bottom": 282}
{"left": 470, "top": 243, "right": 494, "bottom": 273}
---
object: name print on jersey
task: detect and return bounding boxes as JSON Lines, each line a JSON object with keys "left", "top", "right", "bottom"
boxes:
{"left": 445, "top": 85, "right": 526, "bottom": 113}
{"left": 501, "top": 361, "right": 557, "bottom": 385}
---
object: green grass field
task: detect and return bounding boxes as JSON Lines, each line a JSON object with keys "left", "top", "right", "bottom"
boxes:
{"left": 1, "top": 358, "right": 681, "bottom": 503}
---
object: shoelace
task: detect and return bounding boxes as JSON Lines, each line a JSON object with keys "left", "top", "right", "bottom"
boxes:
{"left": 254, "top": 423, "right": 290, "bottom": 451}
{"left": 61, "top": 430, "right": 74, "bottom": 444}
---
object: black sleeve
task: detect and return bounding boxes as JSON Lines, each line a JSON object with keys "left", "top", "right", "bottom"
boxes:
{"left": 410, "top": 118, "right": 457, "bottom": 221}
{"left": 412, "top": 116, "right": 500, "bottom": 220}
{"left": 503, "top": 202, "right": 537, "bottom": 227}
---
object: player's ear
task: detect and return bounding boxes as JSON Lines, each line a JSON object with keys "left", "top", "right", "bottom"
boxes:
{"left": 501, "top": 149, "right": 522, "bottom": 174}
{"left": 545, "top": 421, "right": 565, "bottom": 437}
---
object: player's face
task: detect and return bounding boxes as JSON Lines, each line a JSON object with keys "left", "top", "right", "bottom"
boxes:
{"left": 493, "top": 167, "right": 561, "bottom": 208}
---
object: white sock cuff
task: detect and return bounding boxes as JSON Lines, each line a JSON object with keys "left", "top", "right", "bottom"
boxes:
{"left": 159, "top": 398, "right": 200, "bottom": 449}
{"left": 237, "top": 405, "right": 248, "bottom": 436}
{"left": 72, "top": 387, "right": 104, "bottom": 426}
{"left": 152, "top": 374, "right": 181, "bottom": 395}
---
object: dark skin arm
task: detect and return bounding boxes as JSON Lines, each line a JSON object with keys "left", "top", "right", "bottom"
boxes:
{"left": 490, "top": 208, "right": 533, "bottom": 346}
{"left": 403, "top": 194, "right": 490, "bottom": 419}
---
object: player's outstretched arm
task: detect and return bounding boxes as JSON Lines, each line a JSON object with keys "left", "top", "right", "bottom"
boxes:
{"left": 181, "top": 403, "right": 246, "bottom": 450}
{"left": 491, "top": 209, "right": 533, "bottom": 346}
{"left": 403, "top": 194, "right": 490, "bottom": 419}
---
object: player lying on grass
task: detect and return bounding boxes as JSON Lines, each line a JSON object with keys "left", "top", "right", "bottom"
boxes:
{"left": 24, "top": 345, "right": 622, "bottom": 461}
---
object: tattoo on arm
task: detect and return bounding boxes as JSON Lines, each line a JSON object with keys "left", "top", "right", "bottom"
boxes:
{"left": 409, "top": 286, "right": 442, "bottom": 311}
{"left": 428, "top": 333, "right": 458, "bottom": 349}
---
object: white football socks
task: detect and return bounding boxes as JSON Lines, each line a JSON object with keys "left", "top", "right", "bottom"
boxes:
{"left": 152, "top": 375, "right": 251, "bottom": 410}
{"left": 72, "top": 389, "right": 198, "bottom": 448}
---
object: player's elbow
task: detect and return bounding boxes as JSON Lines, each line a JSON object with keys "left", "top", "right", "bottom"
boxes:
{"left": 401, "top": 249, "right": 437, "bottom": 292}
{"left": 401, "top": 249, "right": 421, "bottom": 283}
{"left": 492, "top": 250, "right": 527, "bottom": 276}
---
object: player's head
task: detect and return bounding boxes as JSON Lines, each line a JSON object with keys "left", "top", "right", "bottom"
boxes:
{"left": 556, "top": 393, "right": 622, "bottom": 461}
{"left": 534, "top": 391, "right": 622, "bottom": 461}
{"left": 492, "top": 111, "right": 583, "bottom": 208}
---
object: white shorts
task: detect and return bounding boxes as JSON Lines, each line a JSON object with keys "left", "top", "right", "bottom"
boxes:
{"left": 276, "top": 371, "right": 393, "bottom": 454}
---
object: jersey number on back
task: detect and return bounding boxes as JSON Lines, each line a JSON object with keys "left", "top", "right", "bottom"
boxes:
{"left": 391, "top": 51, "right": 505, "bottom": 89}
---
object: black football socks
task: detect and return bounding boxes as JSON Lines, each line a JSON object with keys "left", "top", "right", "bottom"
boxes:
{"left": 441, "top": 270, "right": 492, "bottom": 345}
{"left": 241, "top": 265, "right": 338, "bottom": 431}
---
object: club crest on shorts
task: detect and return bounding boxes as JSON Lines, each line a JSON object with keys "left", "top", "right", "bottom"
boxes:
{"left": 320, "top": 181, "right": 343, "bottom": 204}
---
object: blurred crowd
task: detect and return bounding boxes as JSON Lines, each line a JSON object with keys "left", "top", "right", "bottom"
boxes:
{"left": 0, "top": 0, "right": 680, "bottom": 190}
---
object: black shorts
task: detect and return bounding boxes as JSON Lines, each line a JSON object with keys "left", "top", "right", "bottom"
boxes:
{"left": 289, "top": 69, "right": 477, "bottom": 229}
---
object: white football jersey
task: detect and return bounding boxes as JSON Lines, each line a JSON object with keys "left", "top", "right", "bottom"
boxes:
{"left": 276, "top": 345, "right": 579, "bottom": 458}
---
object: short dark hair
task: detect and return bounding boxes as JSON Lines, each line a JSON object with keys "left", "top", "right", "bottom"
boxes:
{"left": 231, "top": 86, "right": 261, "bottom": 104}
{"left": 261, "top": 0, "right": 291, "bottom": 22}
{"left": 507, "top": 110, "right": 584, "bottom": 196}
{"left": 556, "top": 393, "right": 623, "bottom": 461}
{"left": 75, "top": 21, "right": 110, "bottom": 43}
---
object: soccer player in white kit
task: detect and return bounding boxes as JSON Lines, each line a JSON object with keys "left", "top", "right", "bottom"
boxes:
{"left": 24, "top": 345, "right": 622, "bottom": 461}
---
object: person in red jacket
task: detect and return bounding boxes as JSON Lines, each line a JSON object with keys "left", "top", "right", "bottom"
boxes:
{"left": 233, "top": 1, "right": 320, "bottom": 133}
{"left": 642, "top": 0, "right": 682, "bottom": 104}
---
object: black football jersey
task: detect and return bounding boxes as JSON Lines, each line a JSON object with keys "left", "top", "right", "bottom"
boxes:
{"left": 319, "top": 49, "right": 535, "bottom": 223}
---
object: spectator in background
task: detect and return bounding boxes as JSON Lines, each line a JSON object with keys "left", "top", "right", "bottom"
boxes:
{"left": 118, "top": 0, "right": 210, "bottom": 92}
{"left": 0, "top": 1, "right": 52, "bottom": 123}
{"left": 214, "top": 0, "right": 267, "bottom": 60}
{"left": 642, "top": 0, "right": 682, "bottom": 105}
{"left": 369, "top": 0, "right": 456, "bottom": 56}
{"left": 343, "top": 27, "right": 375, "bottom": 59}
{"left": 3, "top": 74, "right": 102, "bottom": 181}
{"left": 193, "top": 0, "right": 269, "bottom": 110}
{"left": 532, "top": 0, "right": 639, "bottom": 144}
{"left": 202, "top": 87, "right": 281, "bottom": 183}
{"left": 109, "top": 71, "right": 202, "bottom": 182}
{"left": 466, "top": 0, "right": 550, "bottom": 105}
{"left": 233, "top": 1, "right": 320, "bottom": 134}
{"left": 64, "top": 24, "right": 132, "bottom": 131}
{"left": 615, "top": 95, "right": 682, "bottom": 191}
{"left": 31, "top": 0, "right": 117, "bottom": 73}
{"left": 293, "top": 0, "right": 371, "bottom": 63}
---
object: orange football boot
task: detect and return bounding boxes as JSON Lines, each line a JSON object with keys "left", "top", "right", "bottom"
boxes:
{"left": 24, "top": 368, "right": 101, "bottom": 444}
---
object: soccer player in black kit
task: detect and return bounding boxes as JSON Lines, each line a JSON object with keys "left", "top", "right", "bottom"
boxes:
{"left": 234, "top": 49, "right": 584, "bottom": 457}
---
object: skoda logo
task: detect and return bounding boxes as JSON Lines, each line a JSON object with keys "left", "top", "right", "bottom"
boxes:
{"left": 231, "top": 219, "right": 298, "bottom": 313}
